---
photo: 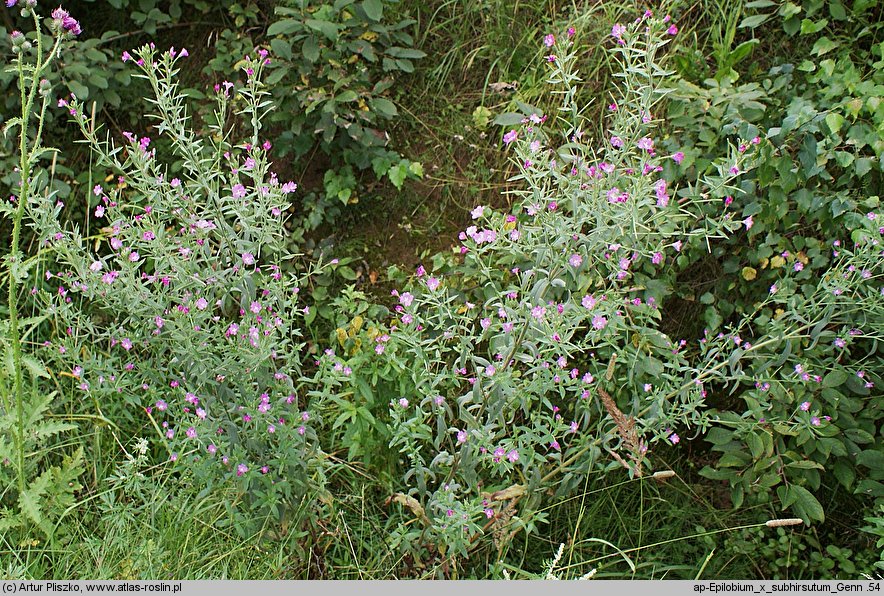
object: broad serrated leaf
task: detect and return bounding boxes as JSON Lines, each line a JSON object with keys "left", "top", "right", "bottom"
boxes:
{"left": 0, "top": 510, "right": 23, "bottom": 533}
{"left": 22, "top": 354, "right": 49, "bottom": 379}
{"left": 3, "top": 117, "right": 23, "bottom": 136}
{"left": 18, "top": 472, "right": 51, "bottom": 528}
{"left": 32, "top": 420, "right": 77, "bottom": 441}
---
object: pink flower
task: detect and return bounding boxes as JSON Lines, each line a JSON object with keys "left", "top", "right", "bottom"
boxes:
{"left": 669, "top": 433, "right": 680, "bottom": 445}
{"left": 582, "top": 295, "right": 596, "bottom": 309}
{"left": 637, "top": 137, "right": 654, "bottom": 152}
{"left": 611, "top": 24, "right": 626, "bottom": 40}
{"left": 503, "top": 130, "right": 518, "bottom": 145}
{"left": 667, "top": 24, "right": 678, "bottom": 35}
{"left": 236, "top": 463, "right": 248, "bottom": 476}
{"left": 507, "top": 449, "right": 519, "bottom": 463}
{"left": 242, "top": 252, "right": 255, "bottom": 266}
{"left": 591, "top": 315, "right": 607, "bottom": 330}
{"left": 232, "top": 184, "right": 247, "bottom": 198}
{"left": 800, "top": 401, "right": 811, "bottom": 411}
{"left": 426, "top": 277, "right": 440, "bottom": 291}
{"left": 672, "top": 151, "right": 685, "bottom": 164}
{"left": 399, "top": 292, "right": 414, "bottom": 307}
{"left": 543, "top": 34, "right": 555, "bottom": 47}
{"left": 569, "top": 253, "right": 583, "bottom": 267}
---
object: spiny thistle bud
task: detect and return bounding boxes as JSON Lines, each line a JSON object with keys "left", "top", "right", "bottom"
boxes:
{"left": 49, "top": 6, "right": 81, "bottom": 37}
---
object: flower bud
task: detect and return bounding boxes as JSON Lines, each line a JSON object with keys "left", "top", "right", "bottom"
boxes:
{"left": 10, "top": 30, "right": 24, "bottom": 47}
{"left": 38, "top": 78, "right": 51, "bottom": 96}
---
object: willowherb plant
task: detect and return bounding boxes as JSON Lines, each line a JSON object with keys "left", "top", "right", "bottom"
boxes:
{"left": 304, "top": 12, "right": 766, "bottom": 557}
{"left": 35, "top": 41, "right": 331, "bottom": 530}
{"left": 698, "top": 217, "right": 883, "bottom": 522}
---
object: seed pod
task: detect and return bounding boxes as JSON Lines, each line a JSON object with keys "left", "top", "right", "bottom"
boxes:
{"left": 765, "top": 518, "right": 803, "bottom": 528}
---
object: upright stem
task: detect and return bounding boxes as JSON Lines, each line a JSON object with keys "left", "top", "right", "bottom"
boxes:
{"left": 8, "top": 13, "right": 58, "bottom": 496}
{"left": 10, "top": 49, "right": 32, "bottom": 496}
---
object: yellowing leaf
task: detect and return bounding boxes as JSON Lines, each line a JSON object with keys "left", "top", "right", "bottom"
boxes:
{"left": 487, "top": 484, "right": 526, "bottom": 501}
{"left": 770, "top": 256, "right": 785, "bottom": 268}
{"left": 742, "top": 267, "right": 757, "bottom": 281}
{"left": 386, "top": 493, "right": 430, "bottom": 525}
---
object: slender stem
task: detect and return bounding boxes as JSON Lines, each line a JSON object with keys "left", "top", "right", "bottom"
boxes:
{"left": 8, "top": 14, "right": 61, "bottom": 496}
